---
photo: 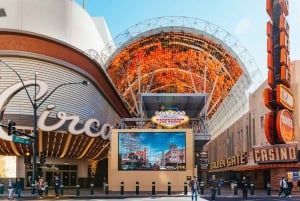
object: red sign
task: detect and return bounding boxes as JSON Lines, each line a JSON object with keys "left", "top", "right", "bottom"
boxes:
{"left": 276, "top": 109, "right": 294, "bottom": 143}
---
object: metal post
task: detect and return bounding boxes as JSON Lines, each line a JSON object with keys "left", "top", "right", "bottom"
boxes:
{"left": 234, "top": 182, "right": 238, "bottom": 195}
{"left": 184, "top": 181, "right": 187, "bottom": 195}
{"left": 60, "top": 184, "right": 64, "bottom": 195}
{"left": 250, "top": 182, "right": 254, "bottom": 195}
{"left": 76, "top": 184, "right": 80, "bottom": 196}
{"left": 44, "top": 182, "right": 48, "bottom": 196}
{"left": 32, "top": 73, "right": 37, "bottom": 194}
{"left": 267, "top": 182, "right": 271, "bottom": 195}
{"left": 0, "top": 183, "right": 3, "bottom": 194}
{"left": 120, "top": 181, "right": 124, "bottom": 195}
{"left": 168, "top": 181, "right": 171, "bottom": 195}
{"left": 152, "top": 181, "right": 155, "bottom": 195}
{"left": 200, "top": 181, "right": 204, "bottom": 195}
{"left": 90, "top": 183, "right": 94, "bottom": 195}
{"left": 136, "top": 181, "right": 139, "bottom": 195}
{"left": 105, "top": 183, "right": 109, "bottom": 195}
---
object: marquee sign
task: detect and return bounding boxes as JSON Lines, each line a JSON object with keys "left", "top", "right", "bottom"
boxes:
{"left": 276, "top": 109, "right": 294, "bottom": 143}
{"left": 151, "top": 110, "right": 189, "bottom": 128}
{"left": 276, "top": 84, "right": 294, "bottom": 111}
{"left": 253, "top": 143, "right": 297, "bottom": 163}
{"left": 210, "top": 152, "right": 248, "bottom": 170}
{"left": 264, "top": 0, "right": 293, "bottom": 145}
{"left": 0, "top": 80, "right": 112, "bottom": 141}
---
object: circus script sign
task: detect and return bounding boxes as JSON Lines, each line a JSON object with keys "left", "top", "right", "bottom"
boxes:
{"left": 0, "top": 80, "right": 112, "bottom": 141}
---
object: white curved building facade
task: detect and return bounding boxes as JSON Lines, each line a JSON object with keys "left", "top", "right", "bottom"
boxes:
{"left": 0, "top": 0, "right": 128, "bottom": 187}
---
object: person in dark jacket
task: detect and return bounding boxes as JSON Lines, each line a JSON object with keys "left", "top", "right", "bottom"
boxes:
{"left": 15, "top": 178, "right": 23, "bottom": 200}
{"left": 287, "top": 179, "right": 294, "bottom": 198}
{"left": 209, "top": 175, "right": 218, "bottom": 201}
{"left": 54, "top": 176, "right": 61, "bottom": 199}
{"left": 241, "top": 176, "right": 249, "bottom": 200}
{"left": 189, "top": 176, "right": 199, "bottom": 201}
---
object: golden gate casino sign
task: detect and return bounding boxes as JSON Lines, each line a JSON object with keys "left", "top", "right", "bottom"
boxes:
{"left": 264, "top": 0, "right": 295, "bottom": 145}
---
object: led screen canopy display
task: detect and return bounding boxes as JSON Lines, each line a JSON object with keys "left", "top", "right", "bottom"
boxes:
{"left": 118, "top": 132, "right": 186, "bottom": 171}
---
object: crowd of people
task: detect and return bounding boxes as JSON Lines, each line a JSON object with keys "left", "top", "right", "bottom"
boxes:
{"left": 278, "top": 176, "right": 295, "bottom": 198}
{"left": 5, "top": 176, "right": 61, "bottom": 200}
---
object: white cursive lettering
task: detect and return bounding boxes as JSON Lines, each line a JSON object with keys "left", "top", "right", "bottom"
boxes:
{"left": 0, "top": 80, "right": 112, "bottom": 141}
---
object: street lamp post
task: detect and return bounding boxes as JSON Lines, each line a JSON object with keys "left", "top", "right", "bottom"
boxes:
{"left": 0, "top": 59, "right": 88, "bottom": 194}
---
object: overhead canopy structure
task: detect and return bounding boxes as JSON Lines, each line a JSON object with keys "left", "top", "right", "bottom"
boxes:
{"left": 141, "top": 93, "right": 207, "bottom": 118}
{"left": 102, "top": 17, "right": 264, "bottom": 137}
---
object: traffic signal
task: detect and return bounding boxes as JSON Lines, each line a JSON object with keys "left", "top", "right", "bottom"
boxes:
{"left": 24, "top": 151, "right": 31, "bottom": 165}
{"left": 7, "top": 120, "right": 16, "bottom": 136}
{"left": 40, "top": 151, "right": 46, "bottom": 164}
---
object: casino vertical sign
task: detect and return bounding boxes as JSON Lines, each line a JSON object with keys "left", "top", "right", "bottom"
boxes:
{"left": 264, "top": 0, "right": 294, "bottom": 144}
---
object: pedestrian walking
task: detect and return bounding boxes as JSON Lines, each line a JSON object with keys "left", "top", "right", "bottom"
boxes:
{"left": 15, "top": 178, "right": 23, "bottom": 200}
{"left": 37, "top": 177, "right": 45, "bottom": 198}
{"left": 287, "top": 179, "right": 293, "bottom": 197}
{"left": 7, "top": 178, "right": 14, "bottom": 200}
{"left": 209, "top": 175, "right": 218, "bottom": 201}
{"left": 278, "top": 176, "right": 288, "bottom": 197}
{"left": 188, "top": 176, "right": 199, "bottom": 201}
{"left": 54, "top": 176, "right": 61, "bottom": 199}
{"left": 241, "top": 176, "right": 249, "bottom": 200}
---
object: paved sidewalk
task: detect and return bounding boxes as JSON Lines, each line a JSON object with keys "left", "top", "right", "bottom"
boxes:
{"left": 0, "top": 186, "right": 299, "bottom": 200}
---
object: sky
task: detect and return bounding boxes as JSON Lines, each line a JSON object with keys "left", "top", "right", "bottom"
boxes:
{"left": 75, "top": 0, "right": 300, "bottom": 77}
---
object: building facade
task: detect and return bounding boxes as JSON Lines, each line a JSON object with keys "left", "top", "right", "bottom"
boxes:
{"left": 205, "top": 60, "right": 300, "bottom": 189}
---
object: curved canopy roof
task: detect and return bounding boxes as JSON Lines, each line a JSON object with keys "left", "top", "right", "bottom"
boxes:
{"left": 102, "top": 17, "right": 264, "bottom": 136}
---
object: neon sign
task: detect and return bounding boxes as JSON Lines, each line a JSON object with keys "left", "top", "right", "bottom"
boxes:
{"left": 0, "top": 80, "right": 112, "bottom": 141}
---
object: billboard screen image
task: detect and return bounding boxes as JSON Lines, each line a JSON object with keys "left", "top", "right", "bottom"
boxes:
{"left": 118, "top": 132, "right": 186, "bottom": 171}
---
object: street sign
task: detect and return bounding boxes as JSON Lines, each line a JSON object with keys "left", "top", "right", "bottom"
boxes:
{"left": 13, "top": 135, "right": 32, "bottom": 145}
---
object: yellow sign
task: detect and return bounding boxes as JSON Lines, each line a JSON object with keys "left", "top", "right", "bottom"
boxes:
{"left": 151, "top": 110, "right": 189, "bottom": 128}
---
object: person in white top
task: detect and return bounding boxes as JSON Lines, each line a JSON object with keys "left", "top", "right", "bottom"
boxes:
{"left": 7, "top": 178, "right": 14, "bottom": 200}
{"left": 278, "top": 176, "right": 288, "bottom": 197}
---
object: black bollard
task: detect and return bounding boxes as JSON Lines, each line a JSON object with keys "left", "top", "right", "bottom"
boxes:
{"left": 60, "top": 184, "right": 64, "bottom": 196}
{"left": 152, "top": 181, "right": 155, "bottom": 195}
{"left": 267, "top": 182, "right": 271, "bottom": 195}
{"left": 76, "top": 184, "right": 80, "bottom": 196}
{"left": 0, "top": 183, "right": 3, "bottom": 194}
{"left": 105, "top": 183, "right": 109, "bottom": 195}
{"left": 168, "top": 181, "right": 171, "bottom": 195}
{"left": 136, "top": 181, "right": 139, "bottom": 195}
{"left": 31, "top": 183, "right": 36, "bottom": 194}
{"left": 200, "top": 181, "right": 204, "bottom": 195}
{"left": 184, "top": 182, "right": 187, "bottom": 195}
{"left": 250, "top": 182, "right": 254, "bottom": 195}
{"left": 44, "top": 183, "right": 48, "bottom": 196}
{"left": 90, "top": 183, "right": 94, "bottom": 195}
{"left": 120, "top": 181, "right": 124, "bottom": 195}
{"left": 217, "top": 184, "right": 221, "bottom": 195}
{"left": 233, "top": 182, "right": 238, "bottom": 195}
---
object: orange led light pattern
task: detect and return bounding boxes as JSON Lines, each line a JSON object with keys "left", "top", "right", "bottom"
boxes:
{"left": 107, "top": 31, "right": 243, "bottom": 118}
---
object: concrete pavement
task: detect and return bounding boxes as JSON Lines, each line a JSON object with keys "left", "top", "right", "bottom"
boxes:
{"left": 1, "top": 186, "right": 300, "bottom": 200}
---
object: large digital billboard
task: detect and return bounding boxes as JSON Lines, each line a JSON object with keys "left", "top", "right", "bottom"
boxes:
{"left": 118, "top": 132, "right": 186, "bottom": 171}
